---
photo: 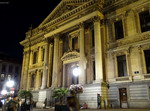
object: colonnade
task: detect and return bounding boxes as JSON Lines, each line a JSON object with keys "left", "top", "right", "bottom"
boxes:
{"left": 21, "top": 16, "right": 104, "bottom": 90}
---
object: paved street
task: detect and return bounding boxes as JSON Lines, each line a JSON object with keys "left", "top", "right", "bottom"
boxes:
{"left": 0, "top": 108, "right": 150, "bottom": 111}
{"left": 32, "top": 108, "right": 150, "bottom": 111}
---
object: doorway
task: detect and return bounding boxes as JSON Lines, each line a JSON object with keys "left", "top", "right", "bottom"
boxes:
{"left": 119, "top": 88, "right": 128, "bottom": 108}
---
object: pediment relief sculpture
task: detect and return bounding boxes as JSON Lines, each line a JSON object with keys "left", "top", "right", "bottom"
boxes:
{"left": 39, "top": 0, "right": 91, "bottom": 26}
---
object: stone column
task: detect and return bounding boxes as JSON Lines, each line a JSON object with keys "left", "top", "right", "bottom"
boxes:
{"left": 41, "top": 40, "right": 49, "bottom": 89}
{"left": 63, "top": 64, "right": 66, "bottom": 87}
{"left": 35, "top": 70, "right": 40, "bottom": 90}
{"left": 24, "top": 51, "right": 30, "bottom": 90}
{"left": 47, "top": 43, "right": 53, "bottom": 87}
{"left": 52, "top": 35, "right": 59, "bottom": 87}
{"left": 20, "top": 52, "right": 26, "bottom": 89}
{"left": 27, "top": 72, "right": 31, "bottom": 90}
{"left": 79, "top": 23, "right": 86, "bottom": 84}
{"left": 93, "top": 16, "right": 103, "bottom": 82}
{"left": 29, "top": 51, "right": 33, "bottom": 66}
{"left": 38, "top": 46, "right": 42, "bottom": 63}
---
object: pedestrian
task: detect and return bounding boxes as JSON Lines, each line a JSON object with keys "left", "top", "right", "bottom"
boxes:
{"left": 67, "top": 96, "right": 80, "bottom": 111}
{"left": 2, "top": 96, "right": 11, "bottom": 111}
{"left": 6, "top": 95, "right": 18, "bottom": 111}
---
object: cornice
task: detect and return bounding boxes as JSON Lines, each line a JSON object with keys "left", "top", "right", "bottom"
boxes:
{"left": 61, "top": 50, "right": 80, "bottom": 61}
{"left": 104, "top": 0, "right": 139, "bottom": 13}
{"left": 20, "top": 31, "right": 45, "bottom": 47}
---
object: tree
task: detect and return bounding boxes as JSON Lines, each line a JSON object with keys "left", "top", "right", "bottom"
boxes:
{"left": 52, "top": 88, "right": 69, "bottom": 105}
{"left": 18, "top": 90, "right": 33, "bottom": 103}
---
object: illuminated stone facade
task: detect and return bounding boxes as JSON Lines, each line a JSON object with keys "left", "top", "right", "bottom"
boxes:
{"left": 20, "top": 0, "right": 150, "bottom": 108}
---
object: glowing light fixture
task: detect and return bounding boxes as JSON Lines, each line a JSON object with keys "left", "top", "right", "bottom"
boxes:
{"left": 6, "top": 80, "right": 15, "bottom": 88}
{"left": 73, "top": 66, "right": 81, "bottom": 77}
{"left": 1, "top": 90, "right": 7, "bottom": 95}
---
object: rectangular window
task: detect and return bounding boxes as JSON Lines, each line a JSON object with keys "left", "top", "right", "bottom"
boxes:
{"left": 8, "top": 65, "right": 13, "bottom": 73}
{"left": 144, "top": 49, "right": 150, "bottom": 73}
{"left": 117, "top": 55, "right": 127, "bottom": 77}
{"left": 139, "top": 10, "right": 150, "bottom": 32}
{"left": 33, "top": 52, "right": 38, "bottom": 64}
{"left": 8, "top": 75, "right": 11, "bottom": 80}
{"left": 72, "top": 37, "right": 78, "bottom": 51}
{"left": 2, "top": 64, "right": 6, "bottom": 73}
{"left": 114, "top": 20, "right": 124, "bottom": 40}
{"left": 1, "top": 74, "right": 5, "bottom": 81}
{"left": 93, "top": 61, "right": 96, "bottom": 80}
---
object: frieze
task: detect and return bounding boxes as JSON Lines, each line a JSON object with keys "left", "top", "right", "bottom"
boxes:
{"left": 109, "top": 32, "right": 150, "bottom": 49}
{"left": 61, "top": 51, "right": 80, "bottom": 61}
{"left": 116, "top": 77, "right": 129, "bottom": 81}
{"left": 104, "top": 0, "right": 138, "bottom": 13}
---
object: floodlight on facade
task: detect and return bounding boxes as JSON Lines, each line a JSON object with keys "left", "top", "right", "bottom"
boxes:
{"left": 73, "top": 66, "right": 81, "bottom": 77}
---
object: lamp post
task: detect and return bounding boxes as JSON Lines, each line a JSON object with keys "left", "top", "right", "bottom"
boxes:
{"left": 6, "top": 80, "right": 15, "bottom": 96}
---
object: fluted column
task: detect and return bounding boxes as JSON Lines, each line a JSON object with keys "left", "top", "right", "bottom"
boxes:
{"left": 79, "top": 23, "right": 86, "bottom": 84}
{"left": 41, "top": 40, "right": 49, "bottom": 89}
{"left": 93, "top": 16, "right": 103, "bottom": 82}
{"left": 52, "top": 36, "right": 59, "bottom": 87}
{"left": 24, "top": 51, "right": 30, "bottom": 90}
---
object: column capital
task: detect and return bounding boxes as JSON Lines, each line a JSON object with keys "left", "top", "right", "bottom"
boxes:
{"left": 78, "top": 22, "right": 85, "bottom": 29}
{"left": 53, "top": 33, "right": 60, "bottom": 38}
{"left": 92, "top": 16, "right": 101, "bottom": 23}
{"left": 44, "top": 38, "right": 50, "bottom": 43}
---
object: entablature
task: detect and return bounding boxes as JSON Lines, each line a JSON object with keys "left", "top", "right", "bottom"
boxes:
{"left": 108, "top": 31, "right": 150, "bottom": 49}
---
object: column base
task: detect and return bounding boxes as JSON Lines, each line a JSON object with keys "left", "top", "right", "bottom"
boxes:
{"left": 40, "top": 86, "right": 47, "bottom": 89}
{"left": 92, "top": 79, "right": 103, "bottom": 84}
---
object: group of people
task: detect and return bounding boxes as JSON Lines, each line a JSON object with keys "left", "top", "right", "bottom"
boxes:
{"left": 2, "top": 95, "right": 33, "bottom": 111}
{"left": 2, "top": 95, "right": 19, "bottom": 111}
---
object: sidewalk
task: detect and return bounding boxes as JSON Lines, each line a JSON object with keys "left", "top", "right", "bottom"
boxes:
{"left": 46, "top": 107, "right": 150, "bottom": 111}
{"left": 81, "top": 109, "right": 150, "bottom": 111}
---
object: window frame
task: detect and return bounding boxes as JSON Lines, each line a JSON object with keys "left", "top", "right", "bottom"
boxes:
{"left": 139, "top": 10, "right": 150, "bottom": 33}
{"left": 114, "top": 20, "right": 124, "bottom": 40}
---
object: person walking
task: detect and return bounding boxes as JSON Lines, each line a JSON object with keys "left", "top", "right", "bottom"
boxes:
{"left": 6, "top": 95, "right": 18, "bottom": 111}
{"left": 2, "top": 96, "right": 11, "bottom": 111}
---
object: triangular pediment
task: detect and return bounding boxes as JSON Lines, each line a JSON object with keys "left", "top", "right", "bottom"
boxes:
{"left": 39, "top": 0, "right": 91, "bottom": 27}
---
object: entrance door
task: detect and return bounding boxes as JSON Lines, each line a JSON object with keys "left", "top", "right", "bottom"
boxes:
{"left": 119, "top": 88, "right": 128, "bottom": 108}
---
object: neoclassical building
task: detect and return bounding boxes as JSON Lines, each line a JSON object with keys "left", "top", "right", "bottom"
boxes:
{"left": 20, "top": 0, "right": 150, "bottom": 108}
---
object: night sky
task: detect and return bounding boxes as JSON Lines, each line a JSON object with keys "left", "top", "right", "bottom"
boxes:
{"left": 0, "top": 0, "right": 61, "bottom": 60}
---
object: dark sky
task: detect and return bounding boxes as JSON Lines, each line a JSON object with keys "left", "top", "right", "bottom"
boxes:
{"left": 0, "top": 0, "right": 61, "bottom": 60}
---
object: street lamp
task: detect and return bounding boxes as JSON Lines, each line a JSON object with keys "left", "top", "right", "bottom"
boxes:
{"left": 72, "top": 66, "right": 81, "bottom": 77}
{"left": 1, "top": 90, "right": 7, "bottom": 95}
{"left": 6, "top": 80, "right": 15, "bottom": 88}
